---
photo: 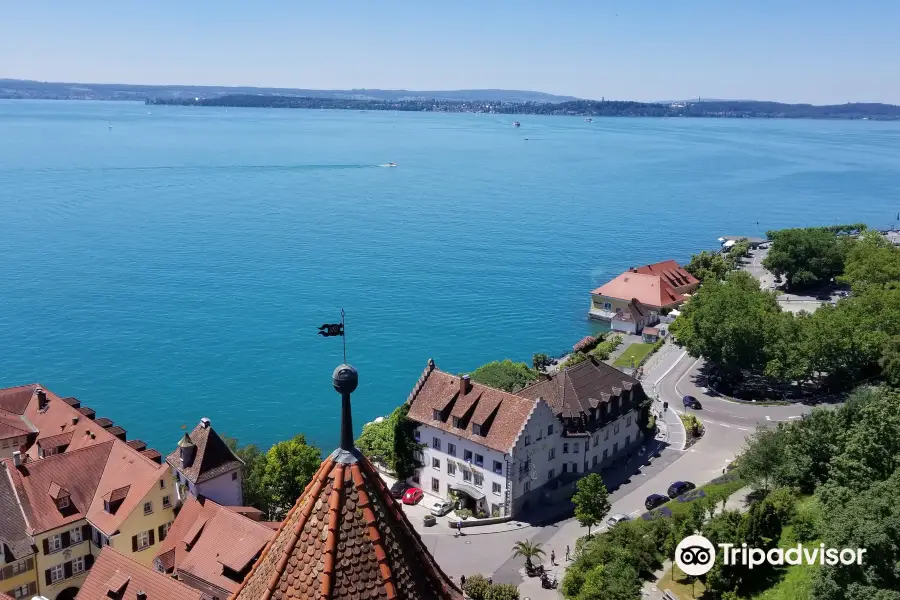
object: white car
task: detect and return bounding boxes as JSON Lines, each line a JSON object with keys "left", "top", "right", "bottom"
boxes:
{"left": 606, "top": 513, "right": 631, "bottom": 527}
{"left": 430, "top": 500, "right": 454, "bottom": 516}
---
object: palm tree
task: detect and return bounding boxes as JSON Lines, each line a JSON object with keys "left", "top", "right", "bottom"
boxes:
{"left": 511, "top": 539, "right": 546, "bottom": 572}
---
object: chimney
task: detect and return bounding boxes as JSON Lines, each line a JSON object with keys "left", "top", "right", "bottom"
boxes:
{"left": 12, "top": 451, "right": 22, "bottom": 467}
{"left": 136, "top": 592, "right": 147, "bottom": 600}
{"left": 72, "top": 416, "right": 79, "bottom": 425}
{"left": 199, "top": 417, "right": 211, "bottom": 429}
{"left": 36, "top": 387, "right": 48, "bottom": 410}
{"left": 460, "top": 375, "right": 470, "bottom": 397}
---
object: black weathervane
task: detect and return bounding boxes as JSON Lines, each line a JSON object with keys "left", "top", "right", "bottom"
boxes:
{"left": 318, "top": 308, "right": 347, "bottom": 363}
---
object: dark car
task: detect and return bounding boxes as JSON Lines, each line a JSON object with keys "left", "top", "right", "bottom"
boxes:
{"left": 389, "top": 481, "right": 408, "bottom": 498}
{"left": 682, "top": 395, "right": 702, "bottom": 409}
{"left": 667, "top": 481, "right": 696, "bottom": 498}
{"left": 645, "top": 493, "right": 669, "bottom": 511}
{"left": 816, "top": 293, "right": 832, "bottom": 301}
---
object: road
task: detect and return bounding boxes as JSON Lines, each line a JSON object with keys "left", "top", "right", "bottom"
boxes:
{"left": 404, "top": 347, "right": 812, "bottom": 597}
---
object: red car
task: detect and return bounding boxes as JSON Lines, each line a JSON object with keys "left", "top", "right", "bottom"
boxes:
{"left": 402, "top": 488, "right": 424, "bottom": 505}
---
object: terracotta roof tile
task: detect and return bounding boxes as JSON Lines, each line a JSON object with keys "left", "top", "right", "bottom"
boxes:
{"left": 38, "top": 431, "right": 74, "bottom": 450}
{"left": 231, "top": 449, "right": 463, "bottom": 600}
{"left": 633, "top": 259, "right": 699, "bottom": 292}
{"left": 77, "top": 547, "right": 203, "bottom": 600}
{"left": 406, "top": 362, "right": 536, "bottom": 453}
{"left": 0, "top": 463, "right": 32, "bottom": 560}
{"left": 591, "top": 272, "right": 683, "bottom": 309}
{"left": 166, "top": 422, "right": 242, "bottom": 485}
{"left": 0, "top": 385, "right": 36, "bottom": 415}
{"left": 0, "top": 592, "right": 14, "bottom": 600}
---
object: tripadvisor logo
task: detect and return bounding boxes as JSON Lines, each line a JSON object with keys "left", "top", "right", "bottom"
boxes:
{"left": 675, "top": 535, "right": 867, "bottom": 576}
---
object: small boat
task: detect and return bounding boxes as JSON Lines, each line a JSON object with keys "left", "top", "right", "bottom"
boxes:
{"left": 387, "top": 162, "right": 397, "bottom": 167}
{"left": 585, "top": 118, "right": 593, "bottom": 122}
{"left": 513, "top": 121, "right": 521, "bottom": 128}
{"left": 108, "top": 122, "right": 112, "bottom": 130}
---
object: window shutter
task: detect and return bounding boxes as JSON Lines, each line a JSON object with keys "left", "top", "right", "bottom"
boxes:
{"left": 158, "top": 525, "right": 166, "bottom": 542}
{"left": 61, "top": 532, "right": 71, "bottom": 548}
{"left": 63, "top": 561, "right": 73, "bottom": 579}
{"left": 132, "top": 535, "right": 138, "bottom": 552}
{"left": 26, "top": 557, "right": 35, "bottom": 571}
{"left": 29, "top": 581, "right": 37, "bottom": 595}
{"left": 42, "top": 539, "right": 50, "bottom": 555}
{"left": 82, "top": 524, "right": 92, "bottom": 542}
{"left": 148, "top": 529, "right": 155, "bottom": 546}
{"left": 45, "top": 569, "right": 52, "bottom": 586}
{"left": 2, "top": 564, "right": 13, "bottom": 579}
{"left": 85, "top": 554, "right": 94, "bottom": 570}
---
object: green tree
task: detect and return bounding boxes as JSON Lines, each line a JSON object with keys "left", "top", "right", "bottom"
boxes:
{"left": 685, "top": 250, "right": 731, "bottom": 283}
{"left": 485, "top": 583, "right": 519, "bottom": 600}
{"left": 561, "top": 351, "right": 590, "bottom": 367}
{"left": 531, "top": 353, "right": 551, "bottom": 371}
{"left": 879, "top": 335, "right": 900, "bottom": 387}
{"left": 763, "top": 227, "right": 846, "bottom": 290}
{"left": 738, "top": 425, "right": 786, "bottom": 493}
{"left": 224, "top": 437, "right": 271, "bottom": 516}
{"left": 511, "top": 540, "right": 545, "bottom": 571}
{"left": 355, "top": 404, "right": 422, "bottom": 479}
{"left": 462, "top": 574, "right": 490, "bottom": 600}
{"left": 262, "top": 434, "right": 322, "bottom": 518}
{"left": 469, "top": 359, "right": 539, "bottom": 393}
{"left": 828, "top": 387, "right": 900, "bottom": 490}
{"left": 572, "top": 473, "right": 611, "bottom": 537}
{"left": 576, "top": 559, "right": 641, "bottom": 600}
{"left": 839, "top": 229, "right": 900, "bottom": 289}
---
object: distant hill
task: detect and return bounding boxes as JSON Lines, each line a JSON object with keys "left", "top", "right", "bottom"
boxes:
{"left": 0, "top": 79, "right": 579, "bottom": 103}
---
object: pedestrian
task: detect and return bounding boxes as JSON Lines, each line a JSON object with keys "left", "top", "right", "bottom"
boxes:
{"left": 488, "top": 576, "right": 492, "bottom": 585}
{"left": 460, "top": 574, "right": 466, "bottom": 587}
{"left": 457, "top": 518, "right": 463, "bottom": 537}
{"left": 565, "top": 545, "right": 570, "bottom": 561}
{"left": 550, "top": 550, "right": 556, "bottom": 565}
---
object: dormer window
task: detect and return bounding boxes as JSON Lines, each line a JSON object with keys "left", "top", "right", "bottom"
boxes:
{"left": 452, "top": 416, "right": 461, "bottom": 428}
{"left": 472, "top": 423, "right": 482, "bottom": 436}
{"left": 432, "top": 409, "right": 441, "bottom": 421}
{"left": 57, "top": 496, "right": 70, "bottom": 510}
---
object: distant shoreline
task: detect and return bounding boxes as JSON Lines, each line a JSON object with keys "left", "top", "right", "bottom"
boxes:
{"left": 143, "top": 95, "right": 900, "bottom": 120}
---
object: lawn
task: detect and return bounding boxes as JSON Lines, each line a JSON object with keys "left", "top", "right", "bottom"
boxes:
{"left": 613, "top": 342, "right": 655, "bottom": 367}
{"left": 658, "top": 564, "right": 708, "bottom": 599}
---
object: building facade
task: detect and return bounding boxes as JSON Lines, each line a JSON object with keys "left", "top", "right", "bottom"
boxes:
{"left": 167, "top": 419, "right": 243, "bottom": 508}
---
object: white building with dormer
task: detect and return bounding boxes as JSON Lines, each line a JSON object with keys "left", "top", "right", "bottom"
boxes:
{"left": 166, "top": 418, "right": 243, "bottom": 507}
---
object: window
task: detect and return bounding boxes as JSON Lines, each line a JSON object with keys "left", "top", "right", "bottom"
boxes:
{"left": 432, "top": 457, "right": 440, "bottom": 470}
{"left": 563, "top": 443, "right": 569, "bottom": 454}
{"left": 411, "top": 472, "right": 420, "bottom": 484}
{"left": 562, "top": 463, "right": 568, "bottom": 473}
{"left": 48, "top": 533, "right": 62, "bottom": 552}
{"left": 614, "top": 423, "right": 620, "bottom": 435}
{"left": 524, "top": 435, "right": 531, "bottom": 446}
{"left": 232, "top": 471, "right": 238, "bottom": 481}
{"left": 447, "top": 442, "right": 456, "bottom": 457}
{"left": 585, "top": 438, "right": 590, "bottom": 450}
{"left": 10, "top": 559, "right": 29, "bottom": 575}
{"left": 70, "top": 526, "right": 83, "bottom": 544}
{"left": 603, "top": 301, "right": 612, "bottom": 310}
{"left": 431, "top": 478, "right": 440, "bottom": 493}
{"left": 603, "top": 449, "right": 608, "bottom": 460}
{"left": 626, "top": 415, "right": 632, "bottom": 427}
{"left": 12, "top": 584, "right": 32, "bottom": 599}
{"left": 162, "top": 495, "right": 172, "bottom": 509}
{"left": 92, "top": 528, "right": 101, "bottom": 546}
{"left": 463, "top": 470, "right": 472, "bottom": 482}
{"left": 57, "top": 496, "right": 69, "bottom": 510}
{"left": 493, "top": 460, "right": 503, "bottom": 475}
{"left": 49, "top": 564, "right": 64, "bottom": 583}
{"left": 432, "top": 437, "right": 441, "bottom": 451}
{"left": 605, "top": 428, "right": 610, "bottom": 440}
{"left": 452, "top": 416, "right": 460, "bottom": 428}
{"left": 463, "top": 449, "right": 473, "bottom": 462}
{"left": 536, "top": 428, "right": 542, "bottom": 440}
{"left": 524, "top": 481, "right": 531, "bottom": 492}
{"left": 548, "top": 469, "right": 555, "bottom": 480}
{"left": 547, "top": 424, "right": 554, "bottom": 436}
{"left": 159, "top": 479, "right": 166, "bottom": 489}
{"left": 574, "top": 442, "right": 580, "bottom": 453}
{"left": 71, "top": 556, "right": 85, "bottom": 575}
{"left": 592, "top": 456, "right": 598, "bottom": 467}
{"left": 432, "top": 409, "right": 441, "bottom": 421}
{"left": 414, "top": 430, "right": 420, "bottom": 441}
{"left": 572, "top": 462, "right": 578, "bottom": 473}
{"left": 474, "top": 473, "right": 483, "bottom": 487}
{"left": 593, "top": 434, "right": 599, "bottom": 446}
{"left": 472, "top": 423, "right": 482, "bottom": 436}
{"left": 548, "top": 448, "right": 555, "bottom": 460}
{"left": 162, "top": 521, "right": 173, "bottom": 537}
{"left": 143, "top": 501, "right": 153, "bottom": 515}
{"left": 136, "top": 530, "right": 151, "bottom": 551}
{"left": 474, "top": 454, "right": 483, "bottom": 467}
{"left": 447, "top": 462, "right": 456, "bottom": 476}
{"left": 492, "top": 482, "right": 501, "bottom": 495}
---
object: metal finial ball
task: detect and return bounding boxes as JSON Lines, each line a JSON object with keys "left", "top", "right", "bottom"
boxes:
{"left": 332, "top": 364, "right": 359, "bottom": 395}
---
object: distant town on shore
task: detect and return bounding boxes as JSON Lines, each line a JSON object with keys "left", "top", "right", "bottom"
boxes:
{"left": 3, "top": 78, "right": 900, "bottom": 120}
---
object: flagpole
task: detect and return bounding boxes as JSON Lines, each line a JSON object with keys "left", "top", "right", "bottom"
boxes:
{"left": 341, "top": 308, "right": 346, "bottom": 364}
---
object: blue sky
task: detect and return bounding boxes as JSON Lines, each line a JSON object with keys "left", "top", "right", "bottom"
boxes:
{"left": 3, "top": 0, "right": 898, "bottom": 103}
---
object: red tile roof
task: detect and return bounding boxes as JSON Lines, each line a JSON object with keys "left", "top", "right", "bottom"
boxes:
{"left": 166, "top": 421, "right": 242, "bottom": 485}
{"left": 0, "top": 385, "right": 37, "bottom": 415}
{"left": 633, "top": 260, "right": 699, "bottom": 292}
{"left": 591, "top": 272, "right": 683, "bottom": 309}
{"left": 405, "top": 360, "right": 537, "bottom": 453}
{"left": 0, "top": 593, "right": 14, "bottom": 600}
{"left": 38, "top": 431, "right": 74, "bottom": 450}
{"left": 0, "top": 462, "right": 32, "bottom": 560}
{"left": 231, "top": 449, "right": 463, "bottom": 600}
{"left": 76, "top": 547, "right": 203, "bottom": 600}
{"left": 155, "top": 496, "right": 275, "bottom": 597}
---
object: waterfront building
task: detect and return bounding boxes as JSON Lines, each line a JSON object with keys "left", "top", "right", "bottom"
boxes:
{"left": 152, "top": 496, "right": 273, "bottom": 600}
{"left": 166, "top": 419, "right": 243, "bottom": 508}
{"left": 0, "top": 384, "right": 175, "bottom": 600}
{"left": 76, "top": 547, "right": 201, "bottom": 600}
{"left": 632, "top": 260, "right": 700, "bottom": 296}
{"left": 404, "top": 357, "right": 646, "bottom": 517}
{"left": 589, "top": 261, "right": 691, "bottom": 323}
{"left": 232, "top": 364, "right": 463, "bottom": 600}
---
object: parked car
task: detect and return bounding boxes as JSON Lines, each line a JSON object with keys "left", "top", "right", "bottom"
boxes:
{"left": 682, "top": 395, "right": 702, "bottom": 409}
{"left": 645, "top": 494, "right": 669, "bottom": 511}
{"left": 816, "top": 293, "right": 832, "bottom": 301}
{"left": 430, "top": 500, "right": 454, "bottom": 516}
{"left": 402, "top": 488, "right": 424, "bottom": 505}
{"left": 667, "top": 481, "right": 696, "bottom": 498}
{"left": 389, "top": 481, "right": 408, "bottom": 498}
{"left": 606, "top": 513, "right": 631, "bottom": 527}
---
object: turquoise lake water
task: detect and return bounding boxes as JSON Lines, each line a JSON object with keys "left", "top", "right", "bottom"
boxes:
{"left": 2, "top": 100, "right": 899, "bottom": 453}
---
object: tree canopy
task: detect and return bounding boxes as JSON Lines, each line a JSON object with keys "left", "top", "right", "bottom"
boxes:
{"left": 572, "top": 473, "right": 611, "bottom": 537}
{"left": 469, "top": 359, "right": 539, "bottom": 393}
{"left": 762, "top": 227, "right": 848, "bottom": 290}
{"left": 262, "top": 434, "right": 322, "bottom": 518}
{"left": 355, "top": 404, "right": 422, "bottom": 479}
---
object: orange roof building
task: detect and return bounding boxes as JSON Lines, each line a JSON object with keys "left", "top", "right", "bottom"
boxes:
{"left": 231, "top": 365, "right": 463, "bottom": 600}
{"left": 76, "top": 548, "right": 203, "bottom": 600}
{"left": 632, "top": 260, "right": 700, "bottom": 295}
